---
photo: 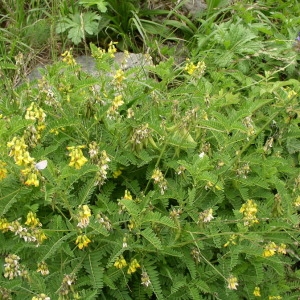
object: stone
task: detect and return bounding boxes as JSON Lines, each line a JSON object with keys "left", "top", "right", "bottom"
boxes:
{"left": 26, "top": 52, "right": 153, "bottom": 82}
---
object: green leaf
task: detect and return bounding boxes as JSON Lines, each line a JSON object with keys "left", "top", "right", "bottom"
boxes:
{"left": 79, "top": 0, "right": 108, "bottom": 12}
{"left": 39, "top": 231, "right": 76, "bottom": 262}
{"left": 56, "top": 12, "right": 100, "bottom": 44}
{"left": 141, "top": 227, "right": 163, "bottom": 250}
{"left": 78, "top": 178, "right": 97, "bottom": 206}
{"left": 83, "top": 252, "right": 104, "bottom": 289}
{"left": 286, "top": 138, "right": 300, "bottom": 154}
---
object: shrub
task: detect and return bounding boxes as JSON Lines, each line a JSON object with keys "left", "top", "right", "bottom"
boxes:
{"left": 0, "top": 1, "right": 300, "bottom": 299}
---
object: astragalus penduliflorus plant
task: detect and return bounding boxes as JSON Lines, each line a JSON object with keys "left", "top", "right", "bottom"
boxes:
{"left": 1, "top": 8, "right": 300, "bottom": 299}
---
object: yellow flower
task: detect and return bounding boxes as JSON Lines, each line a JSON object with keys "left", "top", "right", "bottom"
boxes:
{"left": 77, "top": 205, "right": 91, "bottom": 228}
{"left": 50, "top": 129, "right": 59, "bottom": 135}
{"left": 184, "top": 59, "right": 206, "bottom": 76}
{"left": 25, "top": 102, "right": 46, "bottom": 123}
{"left": 114, "top": 256, "right": 127, "bottom": 269}
{"left": 113, "top": 169, "right": 122, "bottom": 178}
{"left": 0, "top": 160, "right": 8, "bottom": 180}
{"left": 227, "top": 275, "right": 238, "bottom": 290}
{"left": 123, "top": 190, "right": 132, "bottom": 200}
{"left": 0, "top": 218, "right": 10, "bottom": 232}
{"left": 25, "top": 212, "right": 41, "bottom": 227}
{"left": 67, "top": 145, "right": 88, "bottom": 169}
{"left": 7, "top": 137, "right": 35, "bottom": 167}
{"left": 277, "top": 243, "right": 286, "bottom": 254}
{"left": 32, "top": 228, "right": 47, "bottom": 245}
{"left": 32, "top": 293, "right": 50, "bottom": 300}
{"left": 128, "top": 220, "right": 135, "bottom": 231}
{"left": 198, "top": 208, "right": 214, "bottom": 223}
{"left": 107, "top": 95, "right": 124, "bottom": 119}
{"left": 239, "top": 199, "right": 259, "bottom": 226}
{"left": 287, "top": 88, "right": 297, "bottom": 99}
{"left": 88, "top": 141, "right": 98, "bottom": 158}
{"left": 75, "top": 234, "right": 91, "bottom": 249}
{"left": 61, "top": 49, "right": 76, "bottom": 66}
{"left": 224, "top": 234, "right": 237, "bottom": 247}
{"left": 92, "top": 46, "right": 106, "bottom": 59}
{"left": 108, "top": 41, "right": 117, "bottom": 57}
{"left": 24, "top": 172, "right": 39, "bottom": 187}
{"left": 113, "top": 69, "right": 125, "bottom": 85}
{"left": 253, "top": 286, "right": 261, "bottom": 297}
{"left": 294, "top": 196, "right": 300, "bottom": 207}
{"left": 263, "top": 242, "right": 277, "bottom": 257}
{"left": 15, "top": 151, "right": 35, "bottom": 166}
{"left": 37, "top": 262, "right": 49, "bottom": 276}
{"left": 113, "top": 95, "right": 124, "bottom": 107}
{"left": 127, "top": 259, "right": 140, "bottom": 274}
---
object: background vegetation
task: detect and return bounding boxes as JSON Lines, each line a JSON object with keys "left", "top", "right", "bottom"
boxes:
{"left": 0, "top": 0, "right": 300, "bottom": 299}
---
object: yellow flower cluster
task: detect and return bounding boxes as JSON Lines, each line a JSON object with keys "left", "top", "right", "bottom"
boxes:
{"left": 128, "top": 219, "right": 136, "bottom": 231}
{"left": 4, "top": 254, "right": 28, "bottom": 280}
{"left": 88, "top": 141, "right": 98, "bottom": 159}
{"left": 75, "top": 234, "right": 91, "bottom": 250}
{"left": 184, "top": 59, "right": 206, "bottom": 76}
{"left": 32, "top": 293, "right": 50, "bottom": 300}
{"left": 59, "top": 274, "right": 76, "bottom": 296}
{"left": 114, "top": 256, "right": 127, "bottom": 269}
{"left": 198, "top": 208, "right": 214, "bottom": 223}
{"left": 118, "top": 190, "right": 134, "bottom": 213}
{"left": 262, "top": 242, "right": 286, "bottom": 257}
{"left": 0, "top": 160, "right": 8, "bottom": 180}
{"left": 21, "top": 166, "right": 39, "bottom": 187}
{"left": 7, "top": 137, "right": 34, "bottom": 166}
{"left": 293, "top": 195, "right": 300, "bottom": 207}
{"left": 285, "top": 87, "right": 297, "bottom": 99}
{"left": 107, "top": 95, "right": 124, "bottom": 119}
{"left": 7, "top": 137, "right": 42, "bottom": 187}
{"left": 7, "top": 102, "right": 47, "bottom": 185}
{"left": 113, "top": 256, "right": 140, "bottom": 274}
{"left": 2, "top": 216, "right": 47, "bottom": 246}
{"left": 269, "top": 296, "right": 282, "bottom": 300}
{"left": 123, "top": 190, "right": 133, "bottom": 200}
{"left": 141, "top": 271, "right": 151, "bottom": 287}
{"left": 0, "top": 218, "right": 9, "bottom": 232}
{"left": 95, "top": 150, "right": 111, "bottom": 186}
{"left": 67, "top": 145, "right": 88, "bottom": 169}
{"left": 91, "top": 41, "right": 117, "bottom": 60}
{"left": 92, "top": 47, "right": 106, "bottom": 59}
{"left": 127, "top": 259, "right": 140, "bottom": 274}
{"left": 32, "top": 228, "right": 47, "bottom": 245}
{"left": 253, "top": 286, "right": 261, "bottom": 297}
{"left": 96, "top": 212, "right": 112, "bottom": 231}
{"left": 169, "top": 208, "right": 183, "bottom": 219}
{"left": 77, "top": 204, "right": 91, "bottom": 228}
{"left": 24, "top": 102, "right": 46, "bottom": 147}
{"left": 239, "top": 199, "right": 259, "bottom": 226}
{"left": 25, "top": 102, "right": 46, "bottom": 123}
{"left": 25, "top": 211, "right": 41, "bottom": 227}
{"left": 223, "top": 234, "right": 237, "bottom": 247}
{"left": 37, "top": 261, "right": 49, "bottom": 276}
{"left": 61, "top": 49, "right": 76, "bottom": 66}
{"left": 108, "top": 41, "right": 117, "bottom": 57}
{"left": 151, "top": 168, "right": 168, "bottom": 195}
{"left": 113, "top": 169, "right": 122, "bottom": 178}
{"left": 113, "top": 69, "right": 125, "bottom": 86}
{"left": 227, "top": 275, "right": 238, "bottom": 290}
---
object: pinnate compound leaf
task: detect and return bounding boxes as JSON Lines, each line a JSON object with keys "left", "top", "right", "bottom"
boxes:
{"left": 141, "top": 227, "right": 163, "bottom": 250}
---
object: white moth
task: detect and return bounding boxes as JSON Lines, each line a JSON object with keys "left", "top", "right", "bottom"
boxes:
{"left": 35, "top": 160, "right": 48, "bottom": 170}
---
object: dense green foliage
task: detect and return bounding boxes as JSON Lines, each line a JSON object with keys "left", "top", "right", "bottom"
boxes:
{"left": 0, "top": 1, "right": 300, "bottom": 299}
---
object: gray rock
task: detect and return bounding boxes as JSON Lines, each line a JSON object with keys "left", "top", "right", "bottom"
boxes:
{"left": 26, "top": 52, "right": 153, "bottom": 82}
{"left": 181, "top": 0, "right": 207, "bottom": 17}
